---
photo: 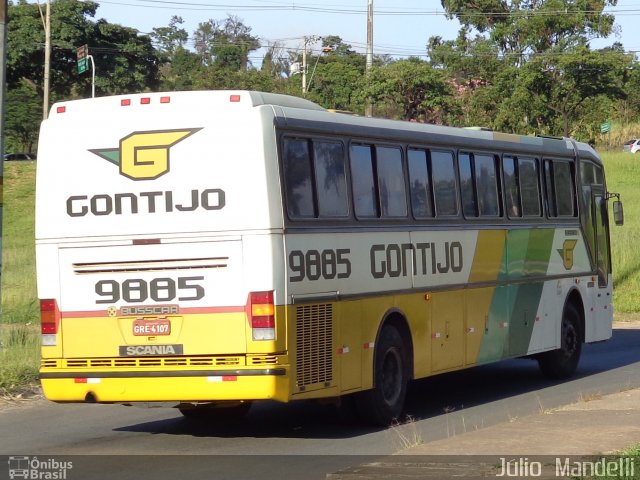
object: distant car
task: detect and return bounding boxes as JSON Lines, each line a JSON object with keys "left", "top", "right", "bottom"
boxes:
{"left": 623, "top": 139, "right": 640, "bottom": 153}
{"left": 3, "top": 153, "right": 36, "bottom": 161}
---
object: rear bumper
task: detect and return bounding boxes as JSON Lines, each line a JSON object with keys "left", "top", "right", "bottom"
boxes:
{"left": 40, "top": 366, "right": 290, "bottom": 403}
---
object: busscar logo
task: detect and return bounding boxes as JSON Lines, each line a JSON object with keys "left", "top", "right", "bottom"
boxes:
{"left": 89, "top": 128, "right": 201, "bottom": 180}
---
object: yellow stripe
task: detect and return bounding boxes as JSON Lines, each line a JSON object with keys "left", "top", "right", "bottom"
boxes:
{"left": 468, "top": 230, "right": 506, "bottom": 283}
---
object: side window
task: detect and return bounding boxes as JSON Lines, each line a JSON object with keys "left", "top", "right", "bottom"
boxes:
{"left": 283, "top": 138, "right": 314, "bottom": 218}
{"left": 545, "top": 159, "right": 576, "bottom": 217}
{"left": 458, "top": 153, "right": 476, "bottom": 217}
{"left": 594, "top": 164, "right": 603, "bottom": 184}
{"left": 458, "top": 152, "right": 500, "bottom": 218}
{"left": 350, "top": 144, "right": 377, "bottom": 218}
{"left": 544, "top": 160, "right": 556, "bottom": 216}
{"left": 376, "top": 146, "right": 407, "bottom": 217}
{"left": 475, "top": 154, "right": 499, "bottom": 216}
{"left": 282, "top": 137, "right": 349, "bottom": 220}
{"left": 314, "top": 141, "right": 348, "bottom": 217}
{"left": 431, "top": 150, "right": 458, "bottom": 216}
{"left": 580, "top": 161, "right": 596, "bottom": 185}
{"left": 407, "top": 148, "right": 434, "bottom": 218}
{"left": 519, "top": 157, "right": 541, "bottom": 217}
{"left": 503, "top": 156, "right": 521, "bottom": 218}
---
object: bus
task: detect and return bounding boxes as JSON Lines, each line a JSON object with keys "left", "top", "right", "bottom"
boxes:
{"left": 36, "top": 90, "right": 623, "bottom": 426}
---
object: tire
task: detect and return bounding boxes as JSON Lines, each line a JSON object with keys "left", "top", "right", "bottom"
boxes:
{"left": 178, "top": 401, "right": 252, "bottom": 421}
{"left": 355, "top": 325, "right": 408, "bottom": 426}
{"left": 537, "top": 304, "right": 582, "bottom": 379}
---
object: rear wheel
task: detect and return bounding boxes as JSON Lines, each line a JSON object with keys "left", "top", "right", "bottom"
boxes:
{"left": 538, "top": 304, "right": 582, "bottom": 379}
{"left": 178, "top": 401, "right": 252, "bottom": 421}
{"left": 355, "top": 325, "right": 408, "bottom": 426}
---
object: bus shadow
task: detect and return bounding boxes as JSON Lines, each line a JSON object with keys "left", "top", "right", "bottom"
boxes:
{"left": 114, "top": 326, "right": 640, "bottom": 441}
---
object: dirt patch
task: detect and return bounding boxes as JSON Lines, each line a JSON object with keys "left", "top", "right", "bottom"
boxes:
{"left": 0, "top": 383, "right": 44, "bottom": 408}
{"left": 614, "top": 312, "right": 640, "bottom": 323}
{"left": 614, "top": 319, "right": 640, "bottom": 329}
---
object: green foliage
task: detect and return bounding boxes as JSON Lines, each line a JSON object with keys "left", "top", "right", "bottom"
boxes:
{"left": 604, "top": 152, "right": 640, "bottom": 313}
{"left": 150, "top": 15, "right": 188, "bottom": 59}
{"left": 5, "top": 81, "right": 41, "bottom": 154}
{"left": 8, "top": 0, "right": 161, "bottom": 98}
{"left": 307, "top": 62, "right": 363, "bottom": 111}
{"left": 1, "top": 162, "right": 40, "bottom": 392}
{"left": 2, "top": 162, "right": 38, "bottom": 326}
{"left": 358, "top": 59, "right": 455, "bottom": 122}
{"left": 441, "top": 0, "right": 617, "bottom": 60}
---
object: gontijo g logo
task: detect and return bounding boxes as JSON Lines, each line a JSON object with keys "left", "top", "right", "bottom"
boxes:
{"left": 89, "top": 128, "right": 202, "bottom": 180}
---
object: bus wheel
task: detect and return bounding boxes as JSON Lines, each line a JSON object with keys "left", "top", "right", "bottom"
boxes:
{"left": 537, "top": 304, "right": 582, "bottom": 379}
{"left": 356, "top": 325, "right": 408, "bottom": 426}
{"left": 178, "top": 401, "right": 252, "bottom": 421}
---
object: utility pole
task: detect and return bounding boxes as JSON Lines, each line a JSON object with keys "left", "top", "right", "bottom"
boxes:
{"left": 302, "top": 37, "right": 308, "bottom": 95}
{"left": 365, "top": 0, "right": 373, "bottom": 117}
{"left": 301, "top": 36, "right": 321, "bottom": 95}
{"left": 38, "top": 0, "right": 51, "bottom": 120}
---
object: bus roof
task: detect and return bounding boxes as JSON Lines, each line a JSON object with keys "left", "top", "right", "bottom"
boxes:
{"left": 47, "top": 90, "right": 599, "bottom": 164}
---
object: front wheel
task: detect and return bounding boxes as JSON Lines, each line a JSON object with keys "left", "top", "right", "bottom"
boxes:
{"left": 355, "top": 325, "right": 408, "bottom": 426}
{"left": 537, "top": 304, "right": 582, "bottom": 379}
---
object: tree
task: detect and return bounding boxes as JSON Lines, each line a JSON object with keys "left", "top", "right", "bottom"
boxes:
{"left": 193, "top": 15, "right": 260, "bottom": 71}
{"left": 306, "top": 61, "right": 362, "bottom": 110}
{"left": 437, "top": 0, "right": 626, "bottom": 137}
{"left": 5, "top": 81, "right": 41, "bottom": 153}
{"left": 88, "top": 20, "right": 160, "bottom": 96}
{"left": 440, "top": 0, "right": 617, "bottom": 64}
{"left": 261, "top": 41, "right": 290, "bottom": 78}
{"left": 8, "top": 0, "right": 160, "bottom": 99}
{"left": 357, "top": 59, "right": 454, "bottom": 122}
{"left": 524, "top": 46, "right": 629, "bottom": 136}
{"left": 150, "top": 15, "right": 188, "bottom": 60}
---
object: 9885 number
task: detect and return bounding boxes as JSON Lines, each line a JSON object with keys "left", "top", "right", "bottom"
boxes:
{"left": 95, "top": 276, "right": 205, "bottom": 304}
{"left": 289, "top": 248, "right": 351, "bottom": 282}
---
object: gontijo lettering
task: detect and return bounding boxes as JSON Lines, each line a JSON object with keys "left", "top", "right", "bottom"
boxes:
{"left": 370, "top": 241, "right": 463, "bottom": 278}
{"left": 66, "top": 189, "right": 225, "bottom": 217}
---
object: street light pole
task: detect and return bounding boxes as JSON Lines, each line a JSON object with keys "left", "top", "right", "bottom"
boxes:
{"left": 38, "top": 0, "right": 51, "bottom": 120}
{"left": 365, "top": 0, "right": 373, "bottom": 117}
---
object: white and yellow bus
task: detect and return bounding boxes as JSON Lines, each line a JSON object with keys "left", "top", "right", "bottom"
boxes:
{"left": 36, "top": 91, "right": 622, "bottom": 425}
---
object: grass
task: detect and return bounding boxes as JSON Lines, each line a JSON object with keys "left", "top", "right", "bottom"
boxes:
{"left": 602, "top": 151, "right": 640, "bottom": 312}
{"left": 584, "top": 443, "right": 640, "bottom": 480}
{"left": 1, "top": 161, "right": 39, "bottom": 393}
{"left": 390, "top": 415, "right": 424, "bottom": 450}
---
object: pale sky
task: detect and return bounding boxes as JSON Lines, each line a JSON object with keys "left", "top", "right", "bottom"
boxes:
{"left": 76, "top": 1, "right": 640, "bottom": 63}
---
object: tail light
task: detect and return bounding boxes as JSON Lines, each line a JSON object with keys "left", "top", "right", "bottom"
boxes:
{"left": 40, "top": 299, "right": 61, "bottom": 346}
{"left": 248, "top": 291, "right": 275, "bottom": 341}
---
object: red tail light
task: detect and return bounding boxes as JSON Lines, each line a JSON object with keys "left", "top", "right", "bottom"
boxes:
{"left": 40, "top": 299, "right": 61, "bottom": 334}
{"left": 248, "top": 291, "right": 275, "bottom": 340}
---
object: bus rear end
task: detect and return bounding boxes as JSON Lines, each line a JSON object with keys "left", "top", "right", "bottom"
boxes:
{"left": 36, "top": 91, "right": 291, "bottom": 407}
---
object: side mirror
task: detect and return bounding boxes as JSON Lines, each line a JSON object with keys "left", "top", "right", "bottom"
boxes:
{"left": 613, "top": 200, "right": 624, "bottom": 226}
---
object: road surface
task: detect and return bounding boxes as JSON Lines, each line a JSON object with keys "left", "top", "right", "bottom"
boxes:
{"left": 1, "top": 324, "right": 638, "bottom": 480}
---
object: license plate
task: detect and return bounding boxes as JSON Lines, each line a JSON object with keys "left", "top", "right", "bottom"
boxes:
{"left": 133, "top": 319, "right": 171, "bottom": 336}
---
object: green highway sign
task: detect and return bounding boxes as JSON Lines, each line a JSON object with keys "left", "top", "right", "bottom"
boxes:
{"left": 77, "top": 44, "right": 88, "bottom": 74}
{"left": 600, "top": 121, "right": 612, "bottom": 134}
{"left": 77, "top": 57, "right": 88, "bottom": 74}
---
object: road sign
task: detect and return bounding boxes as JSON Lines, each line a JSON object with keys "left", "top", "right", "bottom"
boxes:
{"left": 600, "top": 121, "right": 612, "bottom": 134}
{"left": 77, "top": 44, "right": 88, "bottom": 74}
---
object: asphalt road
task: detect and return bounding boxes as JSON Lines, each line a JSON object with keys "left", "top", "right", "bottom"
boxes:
{"left": 1, "top": 324, "right": 639, "bottom": 480}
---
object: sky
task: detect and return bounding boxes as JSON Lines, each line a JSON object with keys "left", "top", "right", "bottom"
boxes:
{"left": 85, "top": 0, "right": 640, "bottom": 64}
